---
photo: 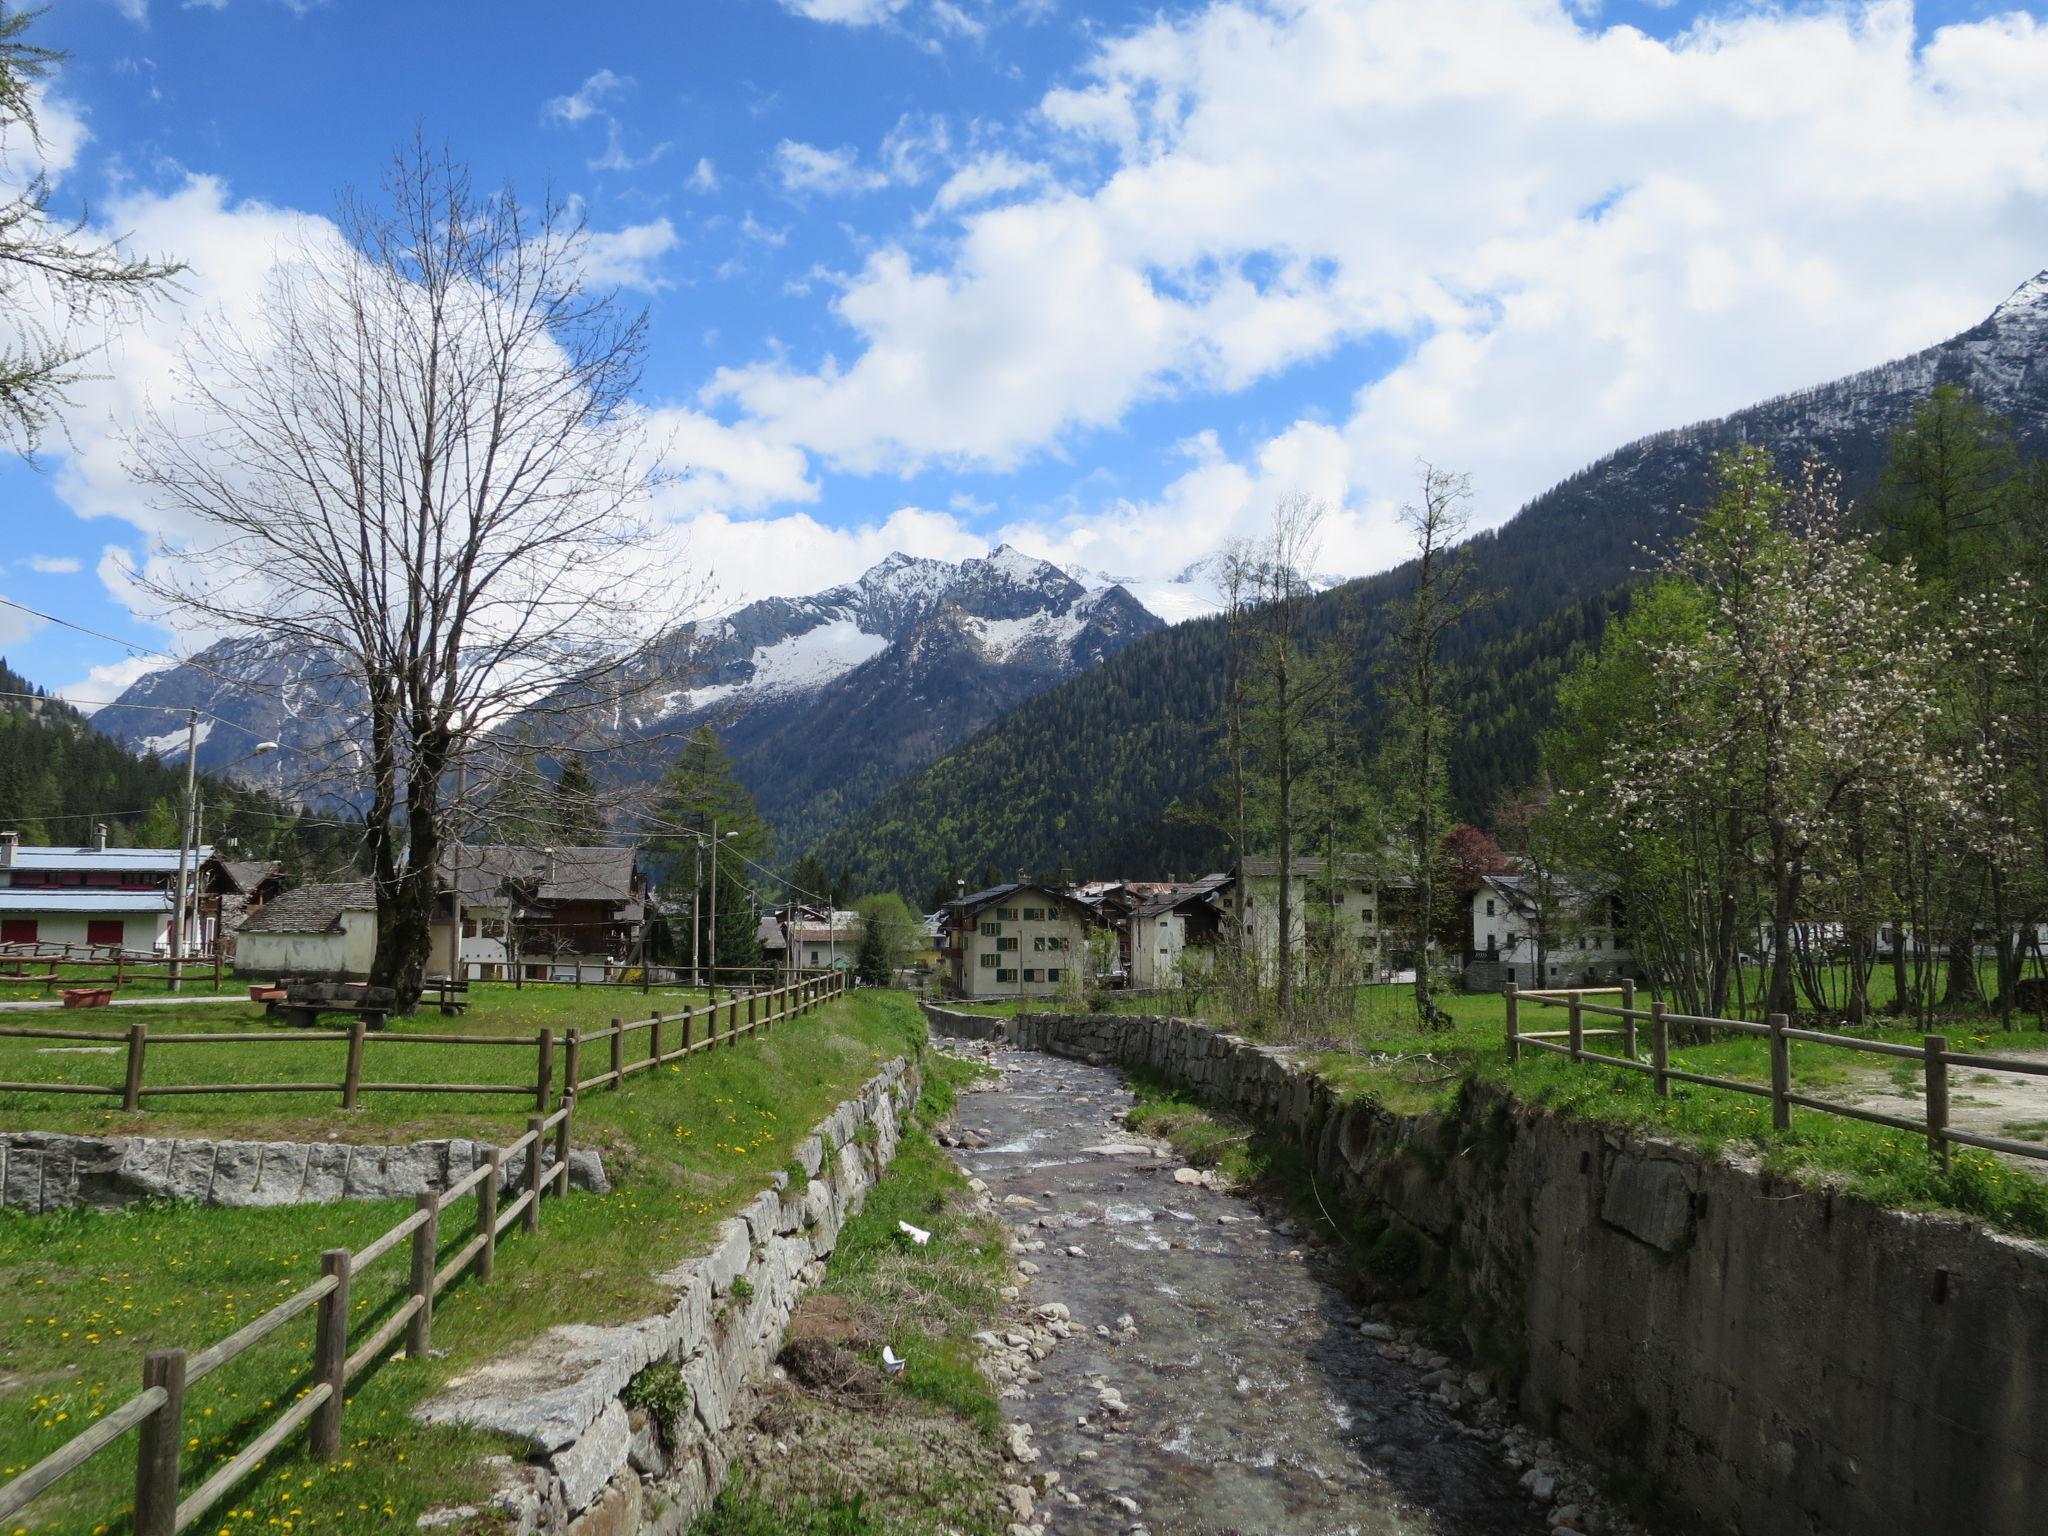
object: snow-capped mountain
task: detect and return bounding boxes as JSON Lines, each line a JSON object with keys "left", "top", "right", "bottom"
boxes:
{"left": 91, "top": 543, "right": 1169, "bottom": 842}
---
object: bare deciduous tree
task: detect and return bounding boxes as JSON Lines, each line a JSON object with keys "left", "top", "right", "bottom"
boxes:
{"left": 128, "top": 142, "right": 682, "bottom": 1004}
{"left": 0, "top": 4, "right": 182, "bottom": 452}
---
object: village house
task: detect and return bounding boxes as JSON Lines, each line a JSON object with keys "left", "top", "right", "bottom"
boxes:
{"left": 1464, "top": 872, "right": 1634, "bottom": 992}
{"left": 1227, "top": 855, "right": 1385, "bottom": 983}
{"left": 783, "top": 909, "right": 863, "bottom": 972}
{"left": 0, "top": 830, "right": 212, "bottom": 955}
{"left": 197, "top": 856, "right": 285, "bottom": 954}
{"left": 940, "top": 876, "right": 1098, "bottom": 1001}
{"left": 234, "top": 879, "right": 379, "bottom": 977}
{"left": 430, "top": 844, "right": 644, "bottom": 982}
{"left": 1126, "top": 876, "right": 1231, "bottom": 989}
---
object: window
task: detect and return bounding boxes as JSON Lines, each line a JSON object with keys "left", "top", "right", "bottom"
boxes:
{"left": 996, "top": 968, "right": 1017, "bottom": 983}
{"left": 1505, "top": 967, "right": 1516, "bottom": 982}
{"left": 1033, "top": 935, "right": 1046, "bottom": 952}
{"left": 1023, "top": 907, "right": 1045, "bottom": 921}
{"left": 1, "top": 918, "right": 36, "bottom": 945}
{"left": 996, "top": 936, "right": 1018, "bottom": 952}
{"left": 1046, "top": 935, "right": 1069, "bottom": 952}
{"left": 995, "top": 907, "right": 1018, "bottom": 921}
{"left": 980, "top": 922, "right": 1001, "bottom": 937}
{"left": 979, "top": 953, "right": 998, "bottom": 969}
{"left": 1046, "top": 968, "right": 1061, "bottom": 983}
{"left": 1485, "top": 899, "right": 1495, "bottom": 917}
{"left": 810, "top": 950, "right": 822, "bottom": 964}
{"left": 1024, "top": 968, "right": 1042, "bottom": 983}
{"left": 87, "top": 919, "right": 124, "bottom": 947}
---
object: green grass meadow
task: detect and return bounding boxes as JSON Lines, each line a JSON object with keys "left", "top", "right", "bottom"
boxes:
{"left": 0, "top": 989, "right": 928, "bottom": 1536}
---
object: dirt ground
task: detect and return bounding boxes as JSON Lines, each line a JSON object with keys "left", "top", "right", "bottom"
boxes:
{"left": 1812, "top": 1034, "right": 2048, "bottom": 1182}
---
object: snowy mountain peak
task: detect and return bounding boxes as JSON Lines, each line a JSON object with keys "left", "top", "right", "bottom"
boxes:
{"left": 1990, "top": 270, "right": 2048, "bottom": 323}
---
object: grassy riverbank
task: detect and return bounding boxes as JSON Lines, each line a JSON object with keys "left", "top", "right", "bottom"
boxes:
{"left": 0, "top": 983, "right": 720, "bottom": 1141}
{"left": 0, "top": 992, "right": 924, "bottom": 1536}
{"left": 693, "top": 1048, "right": 1012, "bottom": 1536}
{"left": 949, "top": 988, "right": 2048, "bottom": 1239}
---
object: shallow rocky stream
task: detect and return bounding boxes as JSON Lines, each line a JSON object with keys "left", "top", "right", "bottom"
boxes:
{"left": 937, "top": 1037, "right": 1597, "bottom": 1536}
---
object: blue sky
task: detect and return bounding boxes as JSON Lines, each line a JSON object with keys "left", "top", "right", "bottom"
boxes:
{"left": 4, "top": 0, "right": 2048, "bottom": 700}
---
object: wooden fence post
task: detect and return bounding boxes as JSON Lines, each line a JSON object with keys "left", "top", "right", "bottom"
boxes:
{"left": 1925, "top": 1034, "right": 1950, "bottom": 1170}
{"left": 1503, "top": 982, "right": 1520, "bottom": 1065}
{"left": 477, "top": 1150, "right": 502, "bottom": 1282}
{"left": 1651, "top": 1002, "right": 1669, "bottom": 1099}
{"left": 727, "top": 996, "right": 739, "bottom": 1046}
{"left": 312, "top": 1249, "right": 351, "bottom": 1458}
{"left": 553, "top": 1094, "right": 575, "bottom": 1195}
{"left": 123, "top": 1022, "right": 147, "bottom": 1112}
{"left": 650, "top": 1011, "right": 664, "bottom": 1067}
{"left": 1768, "top": 1013, "right": 1791, "bottom": 1132}
{"left": 682, "top": 1008, "right": 695, "bottom": 1053}
{"left": 610, "top": 1018, "right": 624, "bottom": 1088}
{"left": 748, "top": 991, "right": 758, "bottom": 1037}
{"left": 134, "top": 1347, "right": 186, "bottom": 1536}
{"left": 1568, "top": 991, "right": 1584, "bottom": 1061}
{"left": 563, "top": 1028, "right": 582, "bottom": 1097}
{"left": 1621, "top": 978, "right": 1638, "bottom": 1058}
{"left": 534, "top": 1028, "right": 555, "bottom": 1114}
{"left": 213, "top": 947, "right": 224, "bottom": 992}
{"left": 114, "top": 949, "right": 125, "bottom": 990}
{"left": 524, "top": 1117, "right": 545, "bottom": 1232}
{"left": 407, "top": 1193, "right": 438, "bottom": 1358}
{"left": 342, "top": 1019, "right": 367, "bottom": 1111}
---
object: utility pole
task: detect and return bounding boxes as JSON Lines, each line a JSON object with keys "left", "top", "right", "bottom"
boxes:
{"left": 690, "top": 834, "right": 702, "bottom": 989}
{"left": 708, "top": 818, "right": 719, "bottom": 998}
{"left": 168, "top": 710, "right": 199, "bottom": 991}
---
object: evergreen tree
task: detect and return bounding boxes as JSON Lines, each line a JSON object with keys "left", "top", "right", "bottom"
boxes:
{"left": 650, "top": 727, "right": 772, "bottom": 976}
{"left": 552, "top": 757, "right": 606, "bottom": 845}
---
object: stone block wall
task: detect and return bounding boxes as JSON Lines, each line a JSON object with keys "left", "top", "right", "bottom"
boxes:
{"left": 923, "top": 1003, "right": 2048, "bottom": 1536}
{"left": 0, "top": 1130, "right": 609, "bottom": 1213}
{"left": 411, "top": 1054, "right": 920, "bottom": 1536}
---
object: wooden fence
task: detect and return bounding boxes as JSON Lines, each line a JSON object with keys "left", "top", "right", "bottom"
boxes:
{"left": 0, "top": 944, "right": 226, "bottom": 993}
{"left": 0, "top": 1099, "right": 577, "bottom": 1534}
{"left": 1504, "top": 981, "right": 2048, "bottom": 1170}
{"left": 0, "top": 971, "right": 849, "bottom": 1113}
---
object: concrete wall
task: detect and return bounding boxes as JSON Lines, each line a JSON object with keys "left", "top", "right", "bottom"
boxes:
{"left": 924, "top": 1003, "right": 2048, "bottom": 1536}
{"left": 236, "top": 911, "right": 376, "bottom": 977}
{"left": 409, "top": 1053, "right": 921, "bottom": 1536}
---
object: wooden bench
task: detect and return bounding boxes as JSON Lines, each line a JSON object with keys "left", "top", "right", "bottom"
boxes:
{"left": 267, "top": 982, "right": 398, "bottom": 1031}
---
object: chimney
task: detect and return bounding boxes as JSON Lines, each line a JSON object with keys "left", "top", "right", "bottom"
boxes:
{"left": 1016, "top": 866, "right": 1029, "bottom": 886}
{"left": 95, "top": 824, "right": 109, "bottom": 852}
{"left": 0, "top": 831, "right": 16, "bottom": 867}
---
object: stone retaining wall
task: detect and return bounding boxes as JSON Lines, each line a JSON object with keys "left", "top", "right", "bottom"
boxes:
{"left": 924, "top": 1003, "right": 2048, "bottom": 1536}
{"left": 411, "top": 1053, "right": 920, "bottom": 1536}
{"left": 0, "top": 1129, "right": 609, "bottom": 1213}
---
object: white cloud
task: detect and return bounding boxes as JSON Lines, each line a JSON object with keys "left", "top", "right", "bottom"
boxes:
{"left": 0, "top": 589, "right": 43, "bottom": 647}
{"left": 663, "top": 503, "right": 986, "bottom": 608}
{"left": 772, "top": 0, "right": 910, "bottom": 23}
{"left": 707, "top": 0, "right": 2048, "bottom": 550}
{"left": 686, "top": 157, "right": 719, "bottom": 193}
{"left": 581, "top": 218, "right": 680, "bottom": 290}
{"left": 60, "top": 655, "right": 170, "bottom": 711}
{"left": 23, "top": 555, "right": 83, "bottom": 574}
{"left": 542, "top": 69, "right": 630, "bottom": 127}
{"left": 931, "top": 152, "right": 1047, "bottom": 213}
{"left": 773, "top": 140, "right": 890, "bottom": 196}
{"left": 111, "top": 0, "right": 150, "bottom": 24}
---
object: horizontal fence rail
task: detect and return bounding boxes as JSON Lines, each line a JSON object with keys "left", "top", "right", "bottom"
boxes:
{"left": 1503, "top": 981, "right": 2048, "bottom": 1169}
{"left": 0, "top": 972, "right": 850, "bottom": 1112}
{"left": 0, "top": 943, "right": 227, "bottom": 992}
{"left": 0, "top": 1099, "right": 578, "bottom": 1534}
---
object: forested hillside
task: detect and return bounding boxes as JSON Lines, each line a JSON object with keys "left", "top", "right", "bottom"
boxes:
{"left": 0, "top": 659, "right": 363, "bottom": 872}
{"left": 808, "top": 273, "right": 2048, "bottom": 901}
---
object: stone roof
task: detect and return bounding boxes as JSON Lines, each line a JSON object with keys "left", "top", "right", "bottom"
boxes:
{"left": 210, "top": 858, "right": 282, "bottom": 894}
{"left": 436, "top": 845, "right": 637, "bottom": 906}
{"left": 240, "top": 880, "right": 378, "bottom": 935}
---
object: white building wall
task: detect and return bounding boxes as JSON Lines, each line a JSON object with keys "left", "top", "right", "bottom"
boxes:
{"left": 1129, "top": 911, "right": 1183, "bottom": 990}
{"left": 1229, "top": 876, "right": 1379, "bottom": 982}
{"left": 236, "top": 911, "right": 378, "bottom": 977}
{"left": 955, "top": 902, "right": 1087, "bottom": 1000}
{"left": 0, "top": 908, "right": 171, "bottom": 952}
